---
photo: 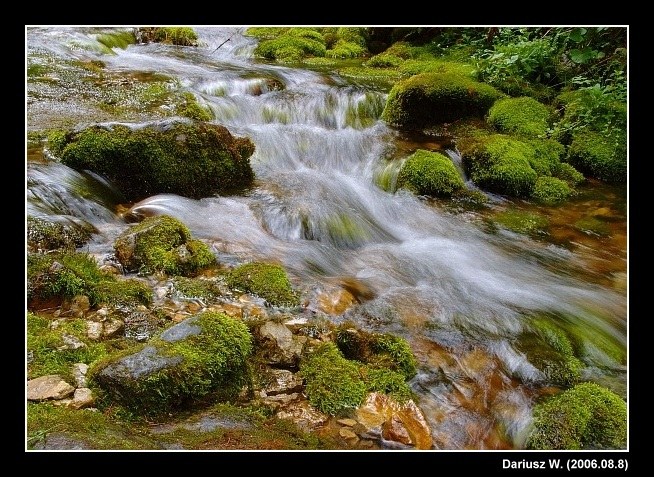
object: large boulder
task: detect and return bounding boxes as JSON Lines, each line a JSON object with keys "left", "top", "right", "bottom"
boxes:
{"left": 397, "top": 149, "right": 464, "bottom": 197}
{"left": 382, "top": 72, "right": 504, "bottom": 129}
{"left": 49, "top": 119, "right": 255, "bottom": 201}
{"left": 567, "top": 130, "right": 626, "bottom": 183}
{"left": 487, "top": 96, "right": 552, "bottom": 138}
{"left": 90, "top": 311, "right": 253, "bottom": 415}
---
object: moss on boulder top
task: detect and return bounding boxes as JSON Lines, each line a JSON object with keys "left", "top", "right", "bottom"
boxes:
{"left": 397, "top": 149, "right": 464, "bottom": 197}
{"left": 89, "top": 311, "right": 253, "bottom": 416}
{"left": 567, "top": 131, "right": 626, "bottom": 183}
{"left": 49, "top": 119, "right": 255, "bottom": 201}
{"left": 226, "top": 262, "right": 299, "bottom": 307}
{"left": 381, "top": 72, "right": 504, "bottom": 129}
{"left": 27, "top": 216, "right": 91, "bottom": 253}
{"left": 526, "top": 382, "right": 627, "bottom": 450}
{"left": 114, "top": 215, "right": 215, "bottom": 276}
{"left": 487, "top": 96, "right": 552, "bottom": 138}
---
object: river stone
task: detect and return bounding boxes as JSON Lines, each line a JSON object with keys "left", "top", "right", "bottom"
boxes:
{"left": 96, "top": 346, "right": 182, "bottom": 382}
{"left": 260, "top": 369, "right": 304, "bottom": 396}
{"left": 355, "top": 392, "right": 433, "bottom": 450}
{"left": 72, "top": 363, "right": 89, "bottom": 388}
{"left": 27, "top": 375, "right": 75, "bottom": 401}
{"left": 69, "top": 387, "right": 94, "bottom": 409}
{"left": 339, "top": 427, "right": 358, "bottom": 440}
{"left": 337, "top": 418, "right": 358, "bottom": 427}
{"left": 60, "top": 333, "right": 86, "bottom": 350}
{"left": 160, "top": 315, "right": 202, "bottom": 342}
{"left": 31, "top": 433, "right": 92, "bottom": 450}
{"left": 276, "top": 400, "right": 329, "bottom": 431}
{"left": 103, "top": 318, "right": 125, "bottom": 338}
{"left": 258, "top": 321, "right": 305, "bottom": 366}
{"left": 86, "top": 321, "right": 103, "bottom": 341}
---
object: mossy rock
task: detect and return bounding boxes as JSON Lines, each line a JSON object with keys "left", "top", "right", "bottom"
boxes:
{"left": 552, "top": 162, "right": 585, "bottom": 186}
{"left": 460, "top": 134, "right": 538, "bottom": 197}
{"left": 526, "top": 138, "right": 566, "bottom": 176}
{"left": 254, "top": 28, "right": 326, "bottom": 62}
{"left": 27, "top": 216, "right": 91, "bottom": 253}
{"left": 532, "top": 177, "right": 573, "bottom": 205}
{"left": 493, "top": 209, "right": 550, "bottom": 236}
{"left": 27, "top": 312, "right": 109, "bottom": 382}
{"left": 114, "top": 215, "right": 215, "bottom": 276}
{"left": 27, "top": 251, "right": 153, "bottom": 309}
{"left": 487, "top": 97, "right": 552, "bottom": 138}
{"left": 89, "top": 311, "right": 253, "bottom": 416}
{"left": 567, "top": 131, "right": 626, "bottom": 183}
{"left": 226, "top": 262, "right": 299, "bottom": 307}
{"left": 526, "top": 382, "right": 627, "bottom": 449}
{"left": 51, "top": 119, "right": 255, "bottom": 201}
{"left": 397, "top": 149, "right": 464, "bottom": 197}
{"left": 325, "top": 40, "right": 366, "bottom": 59}
{"left": 137, "top": 27, "right": 199, "bottom": 46}
{"left": 381, "top": 72, "right": 504, "bottom": 129}
{"left": 96, "top": 30, "right": 136, "bottom": 51}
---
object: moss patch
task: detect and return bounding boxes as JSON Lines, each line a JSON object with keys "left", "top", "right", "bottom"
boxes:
{"left": 54, "top": 120, "right": 255, "bottom": 201}
{"left": 397, "top": 149, "right": 464, "bottom": 197}
{"left": 487, "top": 97, "right": 552, "bottom": 138}
{"left": 27, "top": 216, "right": 91, "bottom": 252}
{"left": 532, "top": 177, "right": 573, "bottom": 205}
{"left": 382, "top": 72, "right": 504, "bottom": 129}
{"left": 226, "top": 262, "right": 299, "bottom": 307}
{"left": 526, "top": 382, "right": 627, "bottom": 450}
{"left": 114, "top": 215, "right": 215, "bottom": 276}
{"left": 567, "top": 131, "right": 626, "bottom": 183}
{"left": 494, "top": 209, "right": 550, "bottom": 236}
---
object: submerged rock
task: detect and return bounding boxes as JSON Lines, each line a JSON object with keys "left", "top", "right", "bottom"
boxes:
{"left": 50, "top": 119, "right": 255, "bottom": 201}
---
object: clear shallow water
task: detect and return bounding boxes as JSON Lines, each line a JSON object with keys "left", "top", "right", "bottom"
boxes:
{"left": 26, "top": 27, "right": 627, "bottom": 449}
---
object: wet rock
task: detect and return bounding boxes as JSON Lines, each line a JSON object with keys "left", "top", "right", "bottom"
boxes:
{"left": 317, "top": 288, "right": 357, "bottom": 315}
{"left": 59, "top": 333, "right": 86, "bottom": 350}
{"left": 355, "top": 392, "right": 433, "bottom": 449}
{"left": 258, "top": 321, "right": 306, "bottom": 366}
{"left": 27, "top": 375, "right": 75, "bottom": 401}
{"left": 276, "top": 400, "right": 329, "bottom": 432}
{"left": 160, "top": 315, "right": 202, "bottom": 342}
{"left": 261, "top": 392, "right": 302, "bottom": 409}
{"left": 337, "top": 418, "right": 357, "bottom": 427}
{"left": 209, "top": 303, "right": 244, "bottom": 319}
{"left": 86, "top": 321, "right": 103, "bottom": 341}
{"left": 339, "top": 427, "right": 358, "bottom": 440}
{"left": 69, "top": 387, "right": 94, "bottom": 409}
{"left": 72, "top": 363, "right": 89, "bottom": 388}
{"left": 260, "top": 369, "right": 304, "bottom": 396}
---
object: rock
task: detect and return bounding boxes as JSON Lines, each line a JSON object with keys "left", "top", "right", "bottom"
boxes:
{"left": 71, "top": 363, "right": 89, "bottom": 388}
{"left": 355, "top": 392, "right": 433, "bottom": 450}
{"left": 261, "top": 392, "right": 302, "bottom": 409}
{"left": 160, "top": 315, "right": 202, "bottom": 342}
{"left": 69, "top": 295, "right": 91, "bottom": 316}
{"left": 31, "top": 433, "right": 92, "bottom": 450}
{"left": 102, "top": 318, "right": 124, "bottom": 338}
{"left": 86, "top": 321, "right": 103, "bottom": 341}
{"left": 69, "top": 388, "right": 94, "bottom": 409}
{"left": 337, "top": 418, "right": 358, "bottom": 427}
{"left": 27, "top": 375, "right": 75, "bottom": 401}
{"left": 59, "top": 333, "right": 86, "bottom": 350}
{"left": 258, "top": 321, "right": 305, "bottom": 366}
{"left": 317, "top": 288, "right": 357, "bottom": 315}
{"left": 276, "top": 400, "right": 329, "bottom": 432}
{"left": 260, "top": 369, "right": 304, "bottom": 396}
{"left": 209, "top": 303, "right": 243, "bottom": 319}
{"left": 339, "top": 427, "right": 358, "bottom": 440}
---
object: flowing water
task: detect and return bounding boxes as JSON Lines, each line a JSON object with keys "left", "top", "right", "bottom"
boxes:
{"left": 26, "top": 27, "right": 628, "bottom": 449}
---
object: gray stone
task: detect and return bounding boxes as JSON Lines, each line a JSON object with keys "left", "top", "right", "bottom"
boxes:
{"left": 86, "top": 321, "right": 103, "bottom": 341}
{"left": 31, "top": 433, "right": 92, "bottom": 450}
{"left": 97, "top": 346, "right": 182, "bottom": 382}
{"left": 261, "top": 369, "right": 304, "bottom": 396}
{"left": 59, "top": 333, "right": 86, "bottom": 350}
{"left": 69, "top": 388, "right": 94, "bottom": 409}
{"left": 72, "top": 363, "right": 89, "bottom": 388}
{"left": 103, "top": 318, "right": 125, "bottom": 338}
{"left": 27, "top": 375, "right": 75, "bottom": 401}
{"left": 258, "top": 321, "right": 306, "bottom": 365}
{"left": 160, "top": 315, "right": 201, "bottom": 342}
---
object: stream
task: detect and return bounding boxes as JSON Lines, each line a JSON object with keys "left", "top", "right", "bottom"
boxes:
{"left": 26, "top": 27, "right": 627, "bottom": 449}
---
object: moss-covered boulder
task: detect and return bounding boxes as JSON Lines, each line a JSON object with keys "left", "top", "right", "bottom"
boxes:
{"left": 381, "top": 72, "right": 504, "bottom": 129}
{"left": 253, "top": 28, "right": 327, "bottom": 62}
{"left": 532, "top": 177, "right": 573, "bottom": 205}
{"left": 136, "top": 27, "right": 199, "bottom": 46}
{"left": 114, "top": 215, "right": 215, "bottom": 276}
{"left": 27, "top": 251, "right": 152, "bottom": 310}
{"left": 526, "top": 382, "right": 627, "bottom": 450}
{"left": 226, "top": 262, "right": 299, "bottom": 307}
{"left": 567, "top": 131, "right": 627, "bottom": 183}
{"left": 50, "top": 119, "right": 255, "bottom": 201}
{"left": 90, "top": 311, "right": 252, "bottom": 415}
{"left": 397, "top": 149, "right": 464, "bottom": 197}
{"left": 487, "top": 97, "right": 552, "bottom": 138}
{"left": 27, "top": 216, "right": 91, "bottom": 253}
{"left": 460, "top": 134, "right": 538, "bottom": 197}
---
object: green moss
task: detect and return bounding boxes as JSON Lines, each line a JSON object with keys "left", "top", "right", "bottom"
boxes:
{"left": 254, "top": 28, "right": 326, "bottom": 62}
{"left": 96, "top": 31, "right": 136, "bottom": 51}
{"left": 567, "top": 131, "right": 626, "bottom": 183}
{"left": 366, "top": 53, "right": 404, "bottom": 68}
{"left": 487, "top": 97, "right": 552, "bottom": 138}
{"left": 27, "top": 216, "right": 91, "bottom": 252}
{"left": 300, "top": 342, "right": 368, "bottom": 415}
{"left": 337, "top": 66, "right": 403, "bottom": 84}
{"left": 326, "top": 41, "right": 366, "bottom": 59}
{"left": 552, "top": 162, "right": 585, "bottom": 186}
{"left": 245, "top": 27, "right": 287, "bottom": 40}
{"left": 302, "top": 57, "right": 337, "bottom": 67}
{"left": 176, "top": 92, "right": 213, "bottom": 121}
{"left": 226, "top": 262, "right": 299, "bottom": 307}
{"left": 171, "top": 276, "right": 222, "bottom": 301}
{"left": 494, "top": 209, "right": 550, "bottom": 236}
{"left": 335, "top": 27, "right": 367, "bottom": 47}
{"left": 55, "top": 121, "right": 255, "bottom": 201}
{"left": 397, "top": 149, "right": 464, "bottom": 197}
{"left": 382, "top": 72, "right": 504, "bottom": 129}
{"left": 27, "top": 312, "right": 109, "bottom": 382}
{"left": 398, "top": 59, "right": 476, "bottom": 78}
{"left": 90, "top": 311, "right": 252, "bottom": 416}
{"left": 153, "top": 27, "right": 199, "bottom": 46}
{"left": 526, "top": 138, "right": 565, "bottom": 176}
{"left": 532, "top": 177, "right": 573, "bottom": 205}
{"left": 27, "top": 403, "right": 158, "bottom": 450}
{"left": 46, "top": 130, "right": 68, "bottom": 156}
{"left": 27, "top": 251, "right": 153, "bottom": 308}
{"left": 526, "top": 382, "right": 627, "bottom": 450}
{"left": 573, "top": 216, "right": 611, "bottom": 237}
{"left": 114, "top": 215, "right": 215, "bottom": 276}
{"left": 323, "top": 214, "right": 371, "bottom": 248}
{"left": 460, "top": 134, "right": 538, "bottom": 197}
{"left": 361, "top": 367, "right": 412, "bottom": 402}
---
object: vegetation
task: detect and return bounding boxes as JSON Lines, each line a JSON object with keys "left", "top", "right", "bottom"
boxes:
{"left": 531, "top": 176, "right": 573, "bottom": 205}
{"left": 50, "top": 121, "right": 255, "bottom": 201}
{"left": 526, "top": 382, "right": 627, "bottom": 450}
{"left": 27, "top": 216, "right": 91, "bottom": 252}
{"left": 397, "top": 149, "right": 464, "bottom": 197}
{"left": 487, "top": 97, "right": 552, "bottom": 138}
{"left": 226, "top": 262, "right": 299, "bottom": 307}
{"left": 114, "top": 215, "right": 215, "bottom": 276}
{"left": 567, "top": 130, "right": 626, "bottom": 182}
{"left": 136, "top": 27, "right": 199, "bottom": 46}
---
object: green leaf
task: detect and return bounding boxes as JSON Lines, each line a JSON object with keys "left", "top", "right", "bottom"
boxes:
{"left": 569, "top": 27, "right": 587, "bottom": 43}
